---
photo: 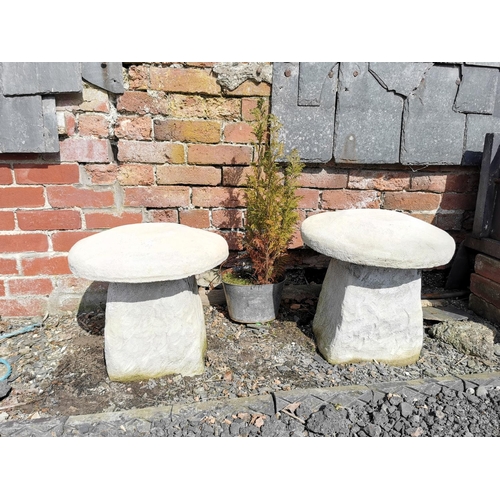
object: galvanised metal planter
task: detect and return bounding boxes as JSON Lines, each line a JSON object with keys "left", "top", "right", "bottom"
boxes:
{"left": 222, "top": 277, "right": 286, "bottom": 324}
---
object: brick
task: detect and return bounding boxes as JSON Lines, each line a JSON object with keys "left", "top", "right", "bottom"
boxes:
{"left": 150, "top": 67, "right": 221, "bottom": 95}
{"left": 470, "top": 273, "right": 500, "bottom": 310}
{"left": 0, "top": 186, "right": 45, "bottom": 208}
{"left": 154, "top": 119, "right": 220, "bottom": 143}
{"left": 22, "top": 255, "right": 71, "bottom": 276}
{"left": 117, "top": 91, "right": 170, "bottom": 115}
{"left": 242, "top": 98, "right": 268, "bottom": 121}
{"left": 224, "top": 122, "right": 256, "bottom": 143}
{"left": 60, "top": 111, "right": 76, "bottom": 136}
{"left": 8, "top": 277, "right": 54, "bottom": 295}
{"left": 146, "top": 209, "right": 179, "bottom": 223}
{"left": 226, "top": 81, "right": 271, "bottom": 97}
{"left": 47, "top": 186, "right": 114, "bottom": 208}
{"left": 410, "top": 174, "right": 447, "bottom": 193}
{"left": 410, "top": 213, "right": 436, "bottom": 224}
{"left": 0, "top": 297, "right": 48, "bottom": 317}
{"left": 118, "top": 140, "right": 185, "bottom": 164}
{"left": 188, "top": 144, "right": 252, "bottom": 165}
{"left": 299, "top": 169, "right": 348, "bottom": 189}
{"left": 78, "top": 114, "right": 109, "bottom": 137}
{"left": 51, "top": 231, "right": 96, "bottom": 251}
{"left": 80, "top": 86, "right": 109, "bottom": 112}
{"left": 179, "top": 209, "right": 210, "bottom": 228}
{"left": 440, "top": 193, "right": 477, "bottom": 210}
{"left": 115, "top": 116, "right": 152, "bottom": 141}
{"left": 322, "top": 190, "right": 381, "bottom": 210}
{"left": 435, "top": 212, "right": 463, "bottom": 231}
{"left": 0, "top": 280, "right": 4, "bottom": 296}
{"left": 348, "top": 171, "right": 410, "bottom": 191}
{"left": 117, "top": 164, "right": 155, "bottom": 186}
{"left": 0, "top": 258, "right": 18, "bottom": 274}
{"left": 0, "top": 234, "right": 48, "bottom": 253}
{"left": 14, "top": 163, "right": 80, "bottom": 184}
{"left": 124, "top": 186, "right": 190, "bottom": 208}
{"left": 83, "top": 164, "right": 118, "bottom": 185}
{"left": 127, "top": 65, "right": 149, "bottom": 90}
{"left": 212, "top": 209, "right": 244, "bottom": 229}
{"left": 157, "top": 165, "right": 221, "bottom": 186}
{"left": 0, "top": 211, "right": 15, "bottom": 230}
{"left": 383, "top": 192, "right": 441, "bottom": 211}
{"left": 59, "top": 138, "right": 112, "bottom": 163}
{"left": 17, "top": 210, "right": 81, "bottom": 230}
{"left": 192, "top": 187, "right": 246, "bottom": 207}
{"left": 296, "top": 188, "right": 319, "bottom": 209}
{"left": 222, "top": 166, "right": 252, "bottom": 186}
{"left": 475, "top": 254, "right": 500, "bottom": 284}
{"left": 217, "top": 230, "right": 244, "bottom": 251}
{"left": 85, "top": 211, "right": 143, "bottom": 229}
{"left": 0, "top": 165, "right": 12, "bottom": 184}
{"left": 166, "top": 95, "right": 240, "bottom": 120}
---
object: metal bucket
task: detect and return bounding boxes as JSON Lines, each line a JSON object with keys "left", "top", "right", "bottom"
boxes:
{"left": 222, "top": 278, "right": 286, "bottom": 324}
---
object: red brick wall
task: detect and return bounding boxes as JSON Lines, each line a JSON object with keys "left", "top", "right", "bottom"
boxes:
{"left": 0, "top": 62, "right": 479, "bottom": 317}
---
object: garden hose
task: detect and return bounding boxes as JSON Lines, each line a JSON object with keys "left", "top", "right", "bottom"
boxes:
{"left": 0, "top": 321, "right": 43, "bottom": 382}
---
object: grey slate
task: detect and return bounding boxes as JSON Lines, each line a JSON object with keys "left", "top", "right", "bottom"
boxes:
{"left": 454, "top": 65, "right": 499, "bottom": 114}
{"left": 298, "top": 62, "right": 337, "bottom": 106}
{"left": 0, "top": 94, "right": 50, "bottom": 153}
{"left": 82, "top": 62, "right": 125, "bottom": 94}
{"left": 463, "top": 114, "right": 500, "bottom": 166}
{"left": 271, "top": 62, "right": 337, "bottom": 162}
{"left": 368, "top": 62, "right": 433, "bottom": 97}
{"left": 334, "top": 62, "right": 403, "bottom": 164}
{"left": 401, "top": 65, "right": 465, "bottom": 165}
{"left": 1, "top": 62, "right": 82, "bottom": 95}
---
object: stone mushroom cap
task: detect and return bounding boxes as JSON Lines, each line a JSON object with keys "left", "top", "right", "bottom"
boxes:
{"left": 68, "top": 223, "right": 229, "bottom": 283}
{"left": 301, "top": 209, "right": 456, "bottom": 269}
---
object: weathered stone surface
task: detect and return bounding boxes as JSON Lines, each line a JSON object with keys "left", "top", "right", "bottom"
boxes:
{"left": 82, "top": 62, "right": 124, "bottom": 94}
{"left": 369, "top": 62, "right": 433, "bottom": 96}
{"left": 301, "top": 209, "right": 456, "bottom": 269}
{"left": 428, "top": 320, "right": 497, "bottom": 360}
{"left": 313, "top": 259, "right": 423, "bottom": 366}
{"left": 463, "top": 114, "right": 500, "bottom": 166}
{"left": 68, "top": 223, "right": 229, "bottom": 283}
{"left": 401, "top": 65, "right": 465, "bottom": 165}
{"left": 213, "top": 63, "right": 272, "bottom": 91}
{"left": 454, "top": 65, "right": 499, "bottom": 114}
{"left": 105, "top": 277, "right": 206, "bottom": 381}
{"left": 334, "top": 62, "right": 403, "bottom": 164}
{"left": 271, "top": 62, "right": 337, "bottom": 162}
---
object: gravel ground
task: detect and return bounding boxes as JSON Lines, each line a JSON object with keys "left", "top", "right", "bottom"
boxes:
{"left": 1, "top": 269, "right": 500, "bottom": 436}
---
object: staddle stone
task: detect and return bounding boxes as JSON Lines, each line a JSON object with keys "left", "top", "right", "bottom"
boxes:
{"left": 301, "top": 209, "right": 456, "bottom": 366}
{"left": 68, "top": 223, "right": 229, "bottom": 381}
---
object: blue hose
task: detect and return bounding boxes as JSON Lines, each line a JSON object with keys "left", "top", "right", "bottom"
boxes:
{"left": 0, "top": 358, "right": 11, "bottom": 381}
{"left": 0, "top": 322, "right": 42, "bottom": 381}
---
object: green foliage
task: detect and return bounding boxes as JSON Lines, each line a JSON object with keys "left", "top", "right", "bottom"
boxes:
{"left": 243, "top": 98, "right": 304, "bottom": 285}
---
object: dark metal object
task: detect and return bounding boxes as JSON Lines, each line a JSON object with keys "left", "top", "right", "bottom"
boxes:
{"left": 82, "top": 62, "right": 125, "bottom": 94}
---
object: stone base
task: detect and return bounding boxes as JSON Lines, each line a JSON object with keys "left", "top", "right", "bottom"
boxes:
{"left": 104, "top": 276, "right": 206, "bottom": 381}
{"left": 313, "top": 259, "right": 423, "bottom": 366}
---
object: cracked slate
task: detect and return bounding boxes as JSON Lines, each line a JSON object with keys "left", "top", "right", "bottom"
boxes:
{"left": 368, "top": 62, "right": 433, "bottom": 97}
{"left": 401, "top": 65, "right": 466, "bottom": 165}
{"left": 334, "top": 62, "right": 402, "bottom": 164}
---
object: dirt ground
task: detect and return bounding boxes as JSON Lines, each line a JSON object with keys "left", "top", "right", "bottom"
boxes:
{"left": 1, "top": 269, "right": 499, "bottom": 422}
